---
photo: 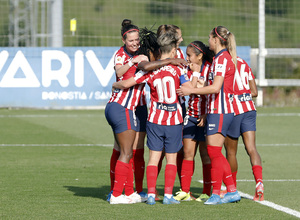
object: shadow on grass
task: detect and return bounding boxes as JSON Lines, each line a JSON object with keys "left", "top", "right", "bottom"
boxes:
{"left": 64, "top": 185, "right": 204, "bottom": 202}
{"left": 64, "top": 185, "right": 111, "bottom": 201}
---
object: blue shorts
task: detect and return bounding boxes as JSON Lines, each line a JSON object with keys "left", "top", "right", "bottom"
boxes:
{"left": 146, "top": 121, "right": 183, "bottom": 153}
{"left": 105, "top": 102, "right": 137, "bottom": 134}
{"left": 183, "top": 115, "right": 205, "bottom": 142}
{"left": 135, "top": 105, "right": 148, "bottom": 132}
{"left": 206, "top": 113, "right": 234, "bottom": 137}
{"left": 227, "top": 111, "right": 256, "bottom": 139}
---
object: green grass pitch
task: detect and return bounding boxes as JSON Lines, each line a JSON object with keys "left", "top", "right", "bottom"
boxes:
{"left": 0, "top": 107, "right": 299, "bottom": 219}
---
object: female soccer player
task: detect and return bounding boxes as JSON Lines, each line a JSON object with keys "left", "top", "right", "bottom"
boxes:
{"left": 174, "top": 41, "right": 214, "bottom": 202}
{"left": 106, "top": 19, "right": 148, "bottom": 204}
{"left": 156, "top": 24, "right": 186, "bottom": 187}
{"left": 224, "top": 57, "right": 264, "bottom": 201}
{"left": 112, "top": 31, "right": 192, "bottom": 205}
{"left": 177, "top": 26, "right": 241, "bottom": 205}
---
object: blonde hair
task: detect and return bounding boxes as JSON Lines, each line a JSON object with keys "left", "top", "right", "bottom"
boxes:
{"left": 157, "top": 24, "right": 180, "bottom": 43}
{"left": 157, "top": 32, "right": 177, "bottom": 54}
{"left": 212, "top": 26, "right": 237, "bottom": 67}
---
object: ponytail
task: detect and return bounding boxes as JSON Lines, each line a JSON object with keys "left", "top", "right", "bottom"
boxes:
{"left": 212, "top": 26, "right": 237, "bottom": 67}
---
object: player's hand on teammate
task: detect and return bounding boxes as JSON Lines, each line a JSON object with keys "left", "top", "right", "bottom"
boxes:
{"left": 197, "top": 114, "right": 207, "bottom": 127}
{"left": 176, "top": 82, "right": 193, "bottom": 96}
{"left": 168, "top": 58, "right": 188, "bottom": 67}
{"left": 197, "top": 77, "right": 205, "bottom": 88}
{"left": 189, "top": 63, "right": 201, "bottom": 73}
{"left": 132, "top": 55, "right": 149, "bottom": 64}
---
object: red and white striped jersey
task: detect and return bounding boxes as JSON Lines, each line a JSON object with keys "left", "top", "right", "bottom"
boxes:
{"left": 232, "top": 57, "right": 256, "bottom": 115}
{"left": 134, "top": 64, "right": 188, "bottom": 125}
{"left": 176, "top": 48, "right": 185, "bottom": 59}
{"left": 207, "top": 49, "right": 235, "bottom": 114}
{"left": 175, "top": 48, "right": 186, "bottom": 105}
{"left": 187, "top": 60, "right": 211, "bottom": 118}
{"left": 108, "top": 46, "right": 147, "bottom": 110}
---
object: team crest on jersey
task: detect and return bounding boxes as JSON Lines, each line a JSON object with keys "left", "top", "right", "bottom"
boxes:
{"left": 184, "top": 74, "right": 189, "bottom": 81}
{"left": 116, "top": 57, "right": 122, "bottom": 62}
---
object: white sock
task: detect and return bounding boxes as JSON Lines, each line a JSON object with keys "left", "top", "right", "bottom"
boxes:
{"left": 148, "top": 193, "right": 155, "bottom": 198}
{"left": 164, "top": 194, "right": 172, "bottom": 199}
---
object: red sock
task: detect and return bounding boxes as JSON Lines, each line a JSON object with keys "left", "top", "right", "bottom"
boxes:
{"left": 177, "top": 152, "right": 184, "bottom": 185}
{"left": 112, "top": 160, "right": 130, "bottom": 197}
{"left": 157, "top": 154, "right": 164, "bottom": 177}
{"left": 165, "top": 164, "right": 177, "bottom": 195}
{"left": 202, "top": 163, "right": 212, "bottom": 196}
{"left": 181, "top": 160, "right": 194, "bottom": 193}
{"left": 252, "top": 165, "right": 263, "bottom": 184}
{"left": 124, "top": 158, "right": 134, "bottom": 196}
{"left": 231, "top": 171, "right": 237, "bottom": 187}
{"left": 207, "top": 145, "right": 224, "bottom": 195}
{"left": 222, "top": 156, "right": 236, "bottom": 193}
{"left": 109, "top": 149, "right": 120, "bottom": 191}
{"left": 132, "top": 149, "right": 145, "bottom": 193}
{"left": 146, "top": 165, "right": 158, "bottom": 194}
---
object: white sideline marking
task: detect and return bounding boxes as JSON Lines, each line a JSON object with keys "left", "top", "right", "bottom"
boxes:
{"left": 0, "top": 112, "right": 299, "bottom": 118}
{"left": 246, "top": 143, "right": 300, "bottom": 147}
{"left": 198, "top": 180, "right": 300, "bottom": 218}
{"left": 0, "top": 114, "right": 103, "bottom": 118}
{"left": 239, "top": 191, "right": 300, "bottom": 219}
{"left": 257, "top": 113, "right": 300, "bottom": 117}
{"left": 237, "top": 179, "right": 300, "bottom": 182}
{"left": 0, "top": 143, "right": 113, "bottom": 147}
{"left": 1, "top": 143, "right": 299, "bottom": 148}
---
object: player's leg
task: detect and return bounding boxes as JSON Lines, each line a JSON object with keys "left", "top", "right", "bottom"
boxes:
{"left": 146, "top": 150, "right": 162, "bottom": 205}
{"left": 145, "top": 122, "right": 164, "bottom": 205}
{"left": 106, "top": 141, "right": 120, "bottom": 201}
{"left": 224, "top": 136, "right": 238, "bottom": 187}
{"left": 242, "top": 131, "right": 264, "bottom": 201}
{"left": 223, "top": 114, "right": 243, "bottom": 188}
{"left": 132, "top": 105, "right": 147, "bottom": 196}
{"left": 204, "top": 113, "right": 240, "bottom": 205}
{"left": 241, "top": 111, "right": 263, "bottom": 201}
{"left": 132, "top": 131, "right": 146, "bottom": 192}
{"left": 174, "top": 138, "right": 197, "bottom": 201}
{"left": 162, "top": 124, "right": 183, "bottom": 205}
{"left": 197, "top": 140, "right": 211, "bottom": 202}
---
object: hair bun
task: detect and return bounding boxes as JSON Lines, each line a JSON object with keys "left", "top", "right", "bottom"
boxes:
{"left": 122, "top": 19, "right": 132, "bottom": 27}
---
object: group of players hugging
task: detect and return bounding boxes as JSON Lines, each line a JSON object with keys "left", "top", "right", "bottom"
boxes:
{"left": 105, "top": 19, "right": 264, "bottom": 205}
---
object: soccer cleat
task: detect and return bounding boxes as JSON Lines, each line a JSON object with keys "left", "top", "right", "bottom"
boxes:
{"left": 174, "top": 189, "right": 192, "bottom": 201}
{"left": 106, "top": 190, "right": 113, "bottom": 202}
{"left": 220, "top": 189, "right": 227, "bottom": 199}
{"left": 253, "top": 182, "right": 264, "bottom": 201}
{"left": 146, "top": 195, "right": 156, "bottom": 205}
{"left": 195, "top": 193, "right": 210, "bottom": 202}
{"left": 219, "top": 191, "right": 241, "bottom": 204}
{"left": 163, "top": 196, "right": 180, "bottom": 205}
{"left": 110, "top": 194, "right": 130, "bottom": 204}
{"left": 125, "top": 192, "right": 142, "bottom": 203}
{"left": 138, "top": 191, "right": 148, "bottom": 202}
{"left": 204, "top": 194, "right": 221, "bottom": 205}
{"left": 155, "top": 190, "right": 161, "bottom": 201}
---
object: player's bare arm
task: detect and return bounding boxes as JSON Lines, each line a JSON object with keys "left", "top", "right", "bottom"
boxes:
{"left": 177, "top": 75, "right": 224, "bottom": 96}
{"left": 138, "top": 58, "right": 187, "bottom": 72}
{"left": 112, "top": 77, "right": 137, "bottom": 90}
{"left": 249, "top": 79, "right": 258, "bottom": 97}
{"left": 115, "top": 55, "right": 148, "bottom": 78}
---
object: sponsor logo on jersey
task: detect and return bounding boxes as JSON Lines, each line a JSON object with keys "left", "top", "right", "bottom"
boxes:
{"left": 157, "top": 102, "right": 177, "bottom": 112}
{"left": 238, "top": 93, "right": 252, "bottom": 102}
